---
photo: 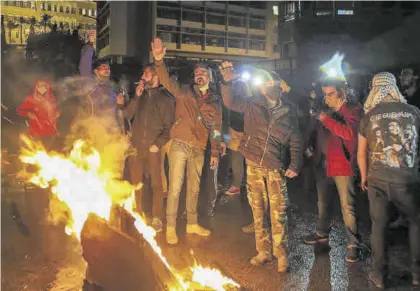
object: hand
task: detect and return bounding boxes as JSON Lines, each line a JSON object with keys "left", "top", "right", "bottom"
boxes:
{"left": 210, "top": 156, "right": 219, "bottom": 170}
{"left": 221, "top": 142, "right": 227, "bottom": 157}
{"left": 219, "top": 61, "right": 238, "bottom": 82}
{"left": 149, "top": 144, "right": 159, "bottom": 153}
{"left": 305, "top": 147, "right": 314, "bottom": 158}
{"left": 284, "top": 168, "right": 297, "bottom": 178}
{"left": 135, "top": 81, "right": 145, "bottom": 97}
{"left": 117, "top": 93, "right": 125, "bottom": 105}
{"left": 361, "top": 179, "right": 368, "bottom": 191}
{"left": 151, "top": 38, "right": 167, "bottom": 61}
{"left": 318, "top": 111, "right": 327, "bottom": 120}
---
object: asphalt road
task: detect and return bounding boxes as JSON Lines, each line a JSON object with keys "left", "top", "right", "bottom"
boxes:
{"left": 1, "top": 166, "right": 417, "bottom": 291}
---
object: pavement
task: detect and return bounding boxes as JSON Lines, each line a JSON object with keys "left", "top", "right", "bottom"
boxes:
{"left": 1, "top": 166, "right": 418, "bottom": 291}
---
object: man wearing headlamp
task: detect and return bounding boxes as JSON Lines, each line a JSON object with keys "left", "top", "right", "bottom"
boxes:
{"left": 219, "top": 61, "right": 302, "bottom": 273}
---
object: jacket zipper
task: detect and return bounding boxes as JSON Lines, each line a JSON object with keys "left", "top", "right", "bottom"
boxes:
{"left": 245, "top": 135, "right": 251, "bottom": 147}
{"left": 260, "top": 110, "right": 272, "bottom": 166}
{"left": 143, "top": 91, "right": 150, "bottom": 141}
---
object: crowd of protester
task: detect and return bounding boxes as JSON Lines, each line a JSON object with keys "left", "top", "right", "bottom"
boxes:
{"left": 15, "top": 36, "right": 420, "bottom": 289}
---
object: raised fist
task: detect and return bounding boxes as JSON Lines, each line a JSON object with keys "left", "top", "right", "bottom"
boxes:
{"left": 218, "top": 61, "right": 238, "bottom": 82}
{"left": 151, "top": 38, "right": 167, "bottom": 61}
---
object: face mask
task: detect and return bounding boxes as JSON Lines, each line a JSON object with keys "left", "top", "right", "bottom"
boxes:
{"left": 265, "top": 86, "right": 282, "bottom": 102}
{"left": 199, "top": 83, "right": 209, "bottom": 93}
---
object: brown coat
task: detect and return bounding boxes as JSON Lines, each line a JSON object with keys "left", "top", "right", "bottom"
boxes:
{"left": 154, "top": 60, "right": 222, "bottom": 157}
{"left": 221, "top": 82, "right": 302, "bottom": 173}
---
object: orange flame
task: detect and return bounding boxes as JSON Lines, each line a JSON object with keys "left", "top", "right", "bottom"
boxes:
{"left": 19, "top": 136, "right": 240, "bottom": 291}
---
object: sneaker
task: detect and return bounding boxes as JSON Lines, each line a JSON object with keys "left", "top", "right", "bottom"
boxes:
{"left": 346, "top": 245, "right": 360, "bottom": 263}
{"left": 277, "top": 256, "right": 289, "bottom": 273}
{"left": 151, "top": 218, "right": 163, "bottom": 233}
{"left": 186, "top": 224, "right": 211, "bottom": 237}
{"left": 389, "top": 215, "right": 408, "bottom": 229}
{"left": 303, "top": 232, "right": 329, "bottom": 244}
{"left": 367, "top": 270, "right": 385, "bottom": 289}
{"left": 225, "top": 186, "right": 240, "bottom": 196}
{"left": 250, "top": 252, "right": 273, "bottom": 266}
{"left": 166, "top": 227, "right": 179, "bottom": 245}
{"left": 413, "top": 273, "right": 420, "bottom": 286}
{"left": 242, "top": 223, "right": 255, "bottom": 233}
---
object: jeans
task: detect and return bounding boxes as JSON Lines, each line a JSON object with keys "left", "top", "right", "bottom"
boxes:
{"left": 246, "top": 162, "right": 289, "bottom": 258}
{"left": 128, "top": 150, "right": 165, "bottom": 219}
{"left": 230, "top": 149, "right": 245, "bottom": 188}
{"left": 368, "top": 179, "right": 420, "bottom": 276}
{"left": 316, "top": 173, "right": 360, "bottom": 246}
{"left": 166, "top": 141, "right": 205, "bottom": 227}
{"left": 160, "top": 140, "right": 172, "bottom": 193}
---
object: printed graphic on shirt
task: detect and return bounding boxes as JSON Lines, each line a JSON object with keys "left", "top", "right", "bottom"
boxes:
{"left": 369, "top": 111, "right": 418, "bottom": 168}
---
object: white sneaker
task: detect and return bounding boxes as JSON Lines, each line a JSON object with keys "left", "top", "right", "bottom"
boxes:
{"left": 186, "top": 224, "right": 211, "bottom": 237}
{"left": 166, "top": 227, "right": 179, "bottom": 245}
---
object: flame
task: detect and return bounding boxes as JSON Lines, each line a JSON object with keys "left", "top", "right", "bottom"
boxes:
{"left": 19, "top": 135, "right": 240, "bottom": 291}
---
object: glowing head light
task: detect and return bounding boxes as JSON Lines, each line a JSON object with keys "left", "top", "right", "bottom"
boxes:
{"left": 241, "top": 72, "right": 251, "bottom": 81}
{"left": 253, "top": 76, "right": 263, "bottom": 86}
{"left": 320, "top": 52, "right": 346, "bottom": 81}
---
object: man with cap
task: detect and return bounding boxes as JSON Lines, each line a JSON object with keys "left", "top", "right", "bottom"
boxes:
{"left": 219, "top": 61, "right": 302, "bottom": 273}
{"left": 358, "top": 72, "right": 420, "bottom": 288}
{"left": 120, "top": 65, "right": 175, "bottom": 232}
{"left": 151, "top": 38, "right": 222, "bottom": 244}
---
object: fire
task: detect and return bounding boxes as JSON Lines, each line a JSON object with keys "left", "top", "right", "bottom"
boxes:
{"left": 19, "top": 135, "right": 240, "bottom": 291}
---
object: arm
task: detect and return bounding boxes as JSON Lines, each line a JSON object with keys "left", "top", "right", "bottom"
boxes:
{"left": 124, "top": 95, "right": 140, "bottom": 120}
{"left": 220, "top": 82, "right": 250, "bottom": 113}
{"left": 357, "top": 133, "right": 368, "bottom": 190}
{"left": 79, "top": 44, "right": 94, "bottom": 77}
{"left": 153, "top": 97, "right": 175, "bottom": 148}
{"left": 154, "top": 60, "right": 183, "bottom": 99}
{"left": 319, "top": 106, "right": 361, "bottom": 141}
{"left": 287, "top": 113, "right": 303, "bottom": 175}
{"left": 210, "top": 103, "right": 222, "bottom": 158}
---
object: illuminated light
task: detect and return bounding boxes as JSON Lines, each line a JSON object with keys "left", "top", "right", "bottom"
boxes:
{"left": 337, "top": 9, "right": 354, "bottom": 15}
{"left": 241, "top": 72, "right": 251, "bottom": 81}
{"left": 253, "top": 76, "right": 263, "bottom": 86}
{"left": 320, "top": 52, "right": 346, "bottom": 81}
{"left": 272, "top": 5, "right": 279, "bottom": 16}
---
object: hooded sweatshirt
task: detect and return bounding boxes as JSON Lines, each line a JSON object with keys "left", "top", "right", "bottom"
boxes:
{"left": 17, "top": 81, "right": 59, "bottom": 137}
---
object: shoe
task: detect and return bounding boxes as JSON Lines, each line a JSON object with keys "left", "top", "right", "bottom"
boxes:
{"left": 250, "top": 252, "right": 273, "bottom": 266}
{"left": 303, "top": 232, "right": 329, "bottom": 244}
{"left": 389, "top": 215, "right": 408, "bottom": 229}
{"left": 277, "top": 256, "right": 289, "bottom": 273}
{"left": 151, "top": 218, "right": 163, "bottom": 233}
{"left": 242, "top": 223, "right": 255, "bottom": 233}
{"left": 413, "top": 273, "right": 420, "bottom": 286}
{"left": 186, "top": 224, "right": 211, "bottom": 236}
{"left": 166, "top": 227, "right": 179, "bottom": 245}
{"left": 225, "top": 186, "right": 240, "bottom": 196}
{"left": 367, "top": 270, "right": 385, "bottom": 289}
{"left": 346, "top": 245, "right": 360, "bottom": 263}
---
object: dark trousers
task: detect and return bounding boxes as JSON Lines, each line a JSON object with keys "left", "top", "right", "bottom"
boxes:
{"left": 368, "top": 179, "right": 420, "bottom": 276}
{"left": 202, "top": 146, "right": 218, "bottom": 212}
{"left": 230, "top": 149, "right": 245, "bottom": 188}
{"left": 315, "top": 171, "right": 360, "bottom": 246}
{"left": 128, "top": 151, "right": 164, "bottom": 220}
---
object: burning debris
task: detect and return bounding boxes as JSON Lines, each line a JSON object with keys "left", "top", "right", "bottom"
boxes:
{"left": 18, "top": 135, "right": 240, "bottom": 291}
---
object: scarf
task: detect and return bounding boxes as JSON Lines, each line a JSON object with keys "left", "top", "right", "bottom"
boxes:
{"left": 363, "top": 72, "right": 407, "bottom": 114}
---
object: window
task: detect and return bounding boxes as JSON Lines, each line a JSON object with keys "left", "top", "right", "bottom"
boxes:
{"left": 249, "top": 18, "right": 265, "bottom": 30}
{"left": 22, "top": 1, "right": 28, "bottom": 8}
{"left": 228, "top": 16, "right": 245, "bottom": 27}
{"left": 316, "top": 11, "right": 332, "bottom": 16}
{"left": 157, "top": 7, "right": 179, "bottom": 20}
{"left": 207, "top": 13, "right": 226, "bottom": 25}
{"left": 52, "top": 5, "right": 56, "bottom": 12}
{"left": 16, "top": 1, "right": 22, "bottom": 7}
{"left": 228, "top": 38, "right": 246, "bottom": 49}
{"left": 79, "top": 8, "right": 83, "bottom": 15}
{"left": 47, "top": 4, "right": 51, "bottom": 11}
{"left": 65, "top": 7, "right": 70, "bottom": 13}
{"left": 94, "top": 10, "right": 97, "bottom": 17}
{"left": 337, "top": 9, "right": 354, "bottom": 15}
{"left": 182, "top": 10, "right": 203, "bottom": 22}
{"left": 88, "top": 9, "right": 92, "bottom": 16}
{"left": 59, "top": 6, "right": 63, "bottom": 13}
{"left": 82, "top": 8, "right": 86, "bottom": 15}
{"left": 40, "top": 3, "right": 44, "bottom": 10}
{"left": 273, "top": 5, "right": 279, "bottom": 16}
{"left": 71, "top": 8, "right": 76, "bottom": 14}
{"left": 206, "top": 35, "right": 225, "bottom": 48}
{"left": 249, "top": 40, "right": 265, "bottom": 51}
{"left": 182, "top": 34, "right": 202, "bottom": 45}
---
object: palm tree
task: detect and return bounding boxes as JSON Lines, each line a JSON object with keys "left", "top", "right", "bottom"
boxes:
{"left": 19, "top": 17, "right": 27, "bottom": 45}
{"left": 40, "top": 14, "right": 52, "bottom": 32}
{"left": 6, "top": 21, "right": 19, "bottom": 44}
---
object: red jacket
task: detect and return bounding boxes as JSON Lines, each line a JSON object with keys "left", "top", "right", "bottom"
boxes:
{"left": 319, "top": 103, "right": 362, "bottom": 177}
{"left": 17, "top": 82, "right": 59, "bottom": 137}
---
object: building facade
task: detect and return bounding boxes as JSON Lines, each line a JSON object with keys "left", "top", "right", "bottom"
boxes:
{"left": 96, "top": 1, "right": 280, "bottom": 72}
{"left": 1, "top": 0, "right": 96, "bottom": 45}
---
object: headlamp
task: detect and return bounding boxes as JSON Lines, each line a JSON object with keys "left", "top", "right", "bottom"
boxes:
{"left": 241, "top": 72, "right": 251, "bottom": 81}
{"left": 320, "top": 52, "right": 346, "bottom": 81}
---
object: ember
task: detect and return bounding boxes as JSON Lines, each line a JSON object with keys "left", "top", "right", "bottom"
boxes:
{"left": 19, "top": 135, "right": 240, "bottom": 291}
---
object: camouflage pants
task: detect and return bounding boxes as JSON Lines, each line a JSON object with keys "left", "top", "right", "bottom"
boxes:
{"left": 246, "top": 163, "right": 288, "bottom": 259}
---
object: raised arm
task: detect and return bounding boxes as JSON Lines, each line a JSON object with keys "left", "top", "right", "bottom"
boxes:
{"left": 152, "top": 38, "right": 183, "bottom": 99}
{"left": 219, "top": 62, "right": 250, "bottom": 112}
